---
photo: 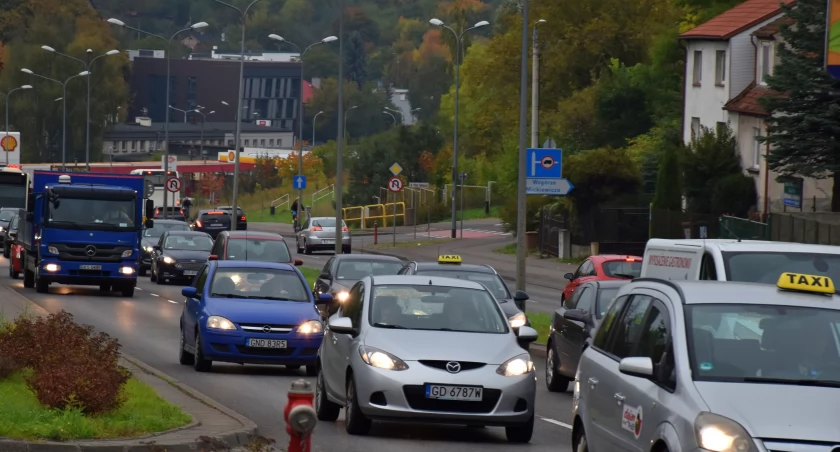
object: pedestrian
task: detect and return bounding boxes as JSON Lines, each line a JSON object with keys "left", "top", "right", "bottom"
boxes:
{"left": 182, "top": 198, "right": 193, "bottom": 220}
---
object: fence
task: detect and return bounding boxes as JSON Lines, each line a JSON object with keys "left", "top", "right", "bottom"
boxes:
{"left": 719, "top": 216, "right": 768, "bottom": 240}
{"left": 538, "top": 208, "right": 567, "bottom": 257}
{"left": 768, "top": 212, "right": 840, "bottom": 245}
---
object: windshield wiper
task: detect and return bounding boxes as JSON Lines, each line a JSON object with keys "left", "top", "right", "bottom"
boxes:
{"left": 741, "top": 377, "right": 840, "bottom": 387}
{"left": 373, "top": 323, "right": 407, "bottom": 329}
{"left": 250, "top": 296, "right": 301, "bottom": 301}
{"left": 210, "top": 293, "right": 250, "bottom": 299}
{"left": 47, "top": 220, "right": 83, "bottom": 229}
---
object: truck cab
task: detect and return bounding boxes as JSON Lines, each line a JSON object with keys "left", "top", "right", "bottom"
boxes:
{"left": 20, "top": 172, "right": 153, "bottom": 297}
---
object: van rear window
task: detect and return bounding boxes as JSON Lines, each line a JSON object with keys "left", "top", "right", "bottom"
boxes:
{"left": 723, "top": 251, "right": 840, "bottom": 289}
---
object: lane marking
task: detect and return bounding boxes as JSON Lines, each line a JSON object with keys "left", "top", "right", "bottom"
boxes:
{"left": 540, "top": 417, "right": 572, "bottom": 430}
{"left": 167, "top": 299, "right": 178, "bottom": 304}
{"left": 150, "top": 293, "right": 159, "bottom": 297}
{"left": 136, "top": 287, "right": 143, "bottom": 291}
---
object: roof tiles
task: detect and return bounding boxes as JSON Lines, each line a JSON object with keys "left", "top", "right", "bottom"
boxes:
{"left": 679, "top": 0, "right": 795, "bottom": 40}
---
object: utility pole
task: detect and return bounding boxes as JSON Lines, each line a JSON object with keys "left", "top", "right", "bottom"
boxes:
{"left": 334, "top": 0, "right": 345, "bottom": 254}
{"left": 515, "top": 0, "right": 530, "bottom": 291}
{"left": 531, "top": 19, "right": 546, "bottom": 148}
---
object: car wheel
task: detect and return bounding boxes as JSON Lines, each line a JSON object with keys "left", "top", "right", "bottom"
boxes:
{"left": 505, "top": 413, "right": 534, "bottom": 443}
{"left": 139, "top": 267, "right": 147, "bottom": 277}
{"left": 344, "top": 375, "right": 371, "bottom": 435}
{"left": 315, "top": 369, "right": 341, "bottom": 421}
{"left": 296, "top": 239, "right": 303, "bottom": 254}
{"left": 193, "top": 331, "right": 212, "bottom": 372}
{"left": 305, "top": 240, "right": 313, "bottom": 255}
{"left": 574, "top": 428, "right": 589, "bottom": 452}
{"left": 156, "top": 273, "right": 165, "bottom": 285}
{"left": 179, "top": 326, "right": 194, "bottom": 365}
{"left": 306, "top": 364, "right": 317, "bottom": 376}
{"left": 545, "top": 343, "right": 570, "bottom": 392}
{"left": 3, "top": 247, "right": 8, "bottom": 259}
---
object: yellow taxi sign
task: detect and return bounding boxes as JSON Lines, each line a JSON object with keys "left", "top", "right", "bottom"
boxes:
{"left": 438, "top": 254, "right": 462, "bottom": 264}
{"left": 777, "top": 272, "right": 835, "bottom": 295}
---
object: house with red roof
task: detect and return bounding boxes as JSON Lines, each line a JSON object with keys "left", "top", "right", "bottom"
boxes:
{"left": 680, "top": 0, "right": 831, "bottom": 214}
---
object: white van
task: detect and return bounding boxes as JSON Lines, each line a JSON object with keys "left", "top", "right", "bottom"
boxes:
{"left": 641, "top": 238, "right": 840, "bottom": 284}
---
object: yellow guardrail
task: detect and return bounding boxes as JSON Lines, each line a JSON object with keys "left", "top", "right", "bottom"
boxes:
{"left": 342, "top": 206, "right": 364, "bottom": 223}
{"left": 341, "top": 203, "right": 406, "bottom": 228}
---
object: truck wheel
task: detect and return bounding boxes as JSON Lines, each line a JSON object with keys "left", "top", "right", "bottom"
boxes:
{"left": 23, "top": 268, "right": 34, "bottom": 288}
{"left": 121, "top": 284, "right": 135, "bottom": 297}
{"left": 34, "top": 269, "right": 48, "bottom": 294}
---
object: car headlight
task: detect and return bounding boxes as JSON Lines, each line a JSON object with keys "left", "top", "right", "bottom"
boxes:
{"left": 297, "top": 320, "right": 323, "bottom": 334}
{"left": 47, "top": 246, "right": 58, "bottom": 254}
{"left": 162, "top": 256, "right": 175, "bottom": 264}
{"left": 144, "top": 246, "right": 153, "bottom": 252}
{"left": 695, "top": 412, "right": 758, "bottom": 452}
{"left": 206, "top": 315, "right": 236, "bottom": 330}
{"left": 496, "top": 353, "right": 534, "bottom": 376}
{"left": 359, "top": 345, "right": 408, "bottom": 370}
{"left": 509, "top": 312, "right": 527, "bottom": 328}
{"left": 335, "top": 291, "right": 349, "bottom": 302}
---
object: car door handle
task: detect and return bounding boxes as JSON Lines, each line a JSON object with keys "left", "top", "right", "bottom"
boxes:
{"left": 588, "top": 377, "right": 598, "bottom": 387}
{"left": 331, "top": 334, "right": 337, "bottom": 344}
{"left": 614, "top": 393, "right": 625, "bottom": 405}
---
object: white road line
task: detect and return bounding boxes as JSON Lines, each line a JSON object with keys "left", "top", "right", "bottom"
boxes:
{"left": 540, "top": 417, "right": 573, "bottom": 430}
{"left": 167, "top": 299, "right": 178, "bottom": 304}
{"left": 150, "top": 293, "right": 159, "bottom": 297}
{"left": 136, "top": 287, "right": 143, "bottom": 291}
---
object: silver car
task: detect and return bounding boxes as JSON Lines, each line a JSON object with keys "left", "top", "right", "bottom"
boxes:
{"left": 296, "top": 217, "right": 352, "bottom": 254}
{"left": 572, "top": 272, "right": 840, "bottom": 452}
{"left": 314, "top": 275, "right": 539, "bottom": 442}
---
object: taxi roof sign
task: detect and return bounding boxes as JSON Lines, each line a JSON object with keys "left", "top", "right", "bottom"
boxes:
{"left": 777, "top": 272, "right": 835, "bottom": 295}
{"left": 438, "top": 255, "right": 462, "bottom": 264}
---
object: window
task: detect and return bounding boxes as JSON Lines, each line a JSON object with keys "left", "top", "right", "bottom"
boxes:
{"left": 576, "top": 287, "right": 596, "bottom": 313}
{"left": 699, "top": 253, "right": 718, "bottom": 280}
{"left": 336, "top": 260, "right": 405, "bottom": 281}
{"left": 260, "top": 139, "right": 265, "bottom": 146}
{"left": 209, "top": 267, "right": 310, "bottom": 302}
{"left": 575, "top": 260, "right": 594, "bottom": 278}
{"left": 322, "top": 257, "right": 335, "bottom": 276}
{"left": 341, "top": 283, "right": 365, "bottom": 328}
{"left": 269, "top": 139, "right": 275, "bottom": 146}
{"left": 194, "top": 266, "right": 209, "bottom": 291}
{"left": 602, "top": 260, "right": 641, "bottom": 279}
{"left": 605, "top": 294, "right": 653, "bottom": 359}
{"left": 121, "top": 141, "right": 126, "bottom": 150}
{"left": 691, "top": 117, "right": 701, "bottom": 141}
{"left": 228, "top": 140, "right": 234, "bottom": 146}
{"left": 760, "top": 43, "right": 773, "bottom": 83}
{"left": 752, "top": 127, "right": 762, "bottom": 168}
{"left": 593, "top": 295, "right": 629, "bottom": 349}
{"left": 224, "top": 238, "right": 292, "bottom": 264}
{"left": 245, "top": 140, "right": 250, "bottom": 146}
{"left": 638, "top": 304, "right": 675, "bottom": 389}
{"left": 414, "top": 269, "right": 511, "bottom": 299}
{"left": 693, "top": 51, "right": 702, "bottom": 85}
{"left": 595, "top": 288, "right": 621, "bottom": 319}
{"left": 716, "top": 122, "right": 727, "bottom": 136}
{"left": 722, "top": 251, "right": 840, "bottom": 285}
{"left": 565, "top": 286, "right": 587, "bottom": 309}
{"left": 715, "top": 50, "right": 726, "bottom": 86}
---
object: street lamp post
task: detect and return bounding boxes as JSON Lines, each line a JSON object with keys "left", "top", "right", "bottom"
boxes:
{"left": 268, "top": 34, "right": 337, "bottom": 214}
{"left": 206, "top": 0, "right": 261, "bottom": 222}
{"left": 382, "top": 111, "right": 396, "bottom": 124}
{"left": 0, "top": 85, "right": 33, "bottom": 165}
{"left": 41, "top": 46, "right": 119, "bottom": 170}
{"left": 429, "top": 18, "right": 489, "bottom": 239}
{"left": 22, "top": 68, "right": 89, "bottom": 169}
{"left": 515, "top": 0, "right": 530, "bottom": 291}
{"left": 384, "top": 106, "right": 403, "bottom": 125}
{"left": 107, "top": 18, "right": 208, "bottom": 219}
{"left": 335, "top": 0, "right": 345, "bottom": 254}
{"left": 343, "top": 105, "right": 358, "bottom": 140}
{"left": 312, "top": 110, "right": 324, "bottom": 146}
{"left": 190, "top": 109, "right": 215, "bottom": 156}
{"left": 169, "top": 105, "right": 189, "bottom": 122}
{"left": 532, "top": 19, "right": 546, "bottom": 148}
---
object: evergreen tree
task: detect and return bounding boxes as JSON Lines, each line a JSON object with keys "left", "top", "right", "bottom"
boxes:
{"left": 652, "top": 146, "right": 682, "bottom": 211}
{"left": 345, "top": 31, "right": 368, "bottom": 89}
{"left": 682, "top": 125, "right": 744, "bottom": 214}
{"left": 759, "top": 0, "right": 840, "bottom": 211}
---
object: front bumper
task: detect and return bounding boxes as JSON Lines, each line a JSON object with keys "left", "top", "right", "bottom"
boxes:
{"left": 352, "top": 358, "right": 536, "bottom": 426}
{"left": 158, "top": 263, "right": 200, "bottom": 281}
{"left": 200, "top": 328, "right": 322, "bottom": 365}
{"left": 39, "top": 259, "right": 137, "bottom": 286}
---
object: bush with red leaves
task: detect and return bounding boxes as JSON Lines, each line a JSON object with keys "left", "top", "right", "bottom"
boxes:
{"left": 0, "top": 310, "right": 129, "bottom": 414}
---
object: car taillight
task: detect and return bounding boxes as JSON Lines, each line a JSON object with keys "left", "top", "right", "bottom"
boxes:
{"left": 196, "top": 220, "right": 203, "bottom": 227}
{"left": 311, "top": 226, "right": 322, "bottom": 231}
{"left": 342, "top": 227, "right": 349, "bottom": 232}
{"left": 240, "top": 216, "right": 246, "bottom": 221}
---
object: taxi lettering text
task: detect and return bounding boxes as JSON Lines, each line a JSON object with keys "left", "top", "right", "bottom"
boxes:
{"left": 438, "top": 255, "right": 462, "bottom": 264}
{"left": 776, "top": 272, "right": 835, "bottom": 295}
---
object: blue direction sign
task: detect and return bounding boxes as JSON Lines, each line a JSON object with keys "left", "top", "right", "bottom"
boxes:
{"left": 525, "top": 148, "right": 573, "bottom": 196}
{"left": 294, "top": 175, "right": 307, "bottom": 190}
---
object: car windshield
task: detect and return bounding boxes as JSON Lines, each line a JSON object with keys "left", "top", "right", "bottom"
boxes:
{"left": 164, "top": 235, "right": 213, "bottom": 251}
{"left": 225, "top": 238, "right": 291, "bottom": 263}
{"left": 414, "top": 269, "right": 511, "bottom": 299}
{"left": 602, "top": 260, "right": 641, "bottom": 278}
{"left": 144, "top": 222, "right": 190, "bottom": 237}
{"left": 369, "top": 284, "right": 509, "bottom": 333}
{"left": 687, "top": 304, "right": 840, "bottom": 385}
{"left": 336, "top": 260, "right": 403, "bottom": 280}
{"left": 48, "top": 198, "right": 136, "bottom": 230}
{"left": 0, "top": 210, "right": 14, "bottom": 222}
{"left": 595, "top": 287, "right": 621, "bottom": 319}
{"left": 209, "top": 268, "right": 309, "bottom": 302}
{"left": 723, "top": 252, "right": 840, "bottom": 289}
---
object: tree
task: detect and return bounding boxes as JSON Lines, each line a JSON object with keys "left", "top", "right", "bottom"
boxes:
{"left": 758, "top": 0, "right": 840, "bottom": 211}
{"left": 652, "top": 145, "right": 683, "bottom": 211}
{"left": 345, "top": 31, "right": 368, "bottom": 88}
{"left": 682, "top": 125, "right": 745, "bottom": 214}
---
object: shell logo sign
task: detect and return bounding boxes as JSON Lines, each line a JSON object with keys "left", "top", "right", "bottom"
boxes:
{"left": 217, "top": 151, "right": 256, "bottom": 164}
{"left": 228, "top": 151, "right": 235, "bottom": 161}
{"left": 1, "top": 135, "right": 18, "bottom": 152}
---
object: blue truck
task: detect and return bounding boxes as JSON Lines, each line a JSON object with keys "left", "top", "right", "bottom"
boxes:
{"left": 20, "top": 171, "right": 154, "bottom": 297}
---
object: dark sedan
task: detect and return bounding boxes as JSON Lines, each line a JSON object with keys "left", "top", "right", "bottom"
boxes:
{"left": 140, "top": 219, "right": 191, "bottom": 276}
{"left": 150, "top": 231, "right": 214, "bottom": 284}
{"left": 0, "top": 207, "right": 18, "bottom": 249}
{"left": 192, "top": 209, "right": 232, "bottom": 239}
{"left": 313, "top": 254, "right": 404, "bottom": 316}
{"left": 545, "top": 279, "right": 630, "bottom": 392}
{"left": 2, "top": 210, "right": 22, "bottom": 258}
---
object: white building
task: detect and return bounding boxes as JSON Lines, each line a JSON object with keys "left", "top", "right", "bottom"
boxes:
{"left": 679, "top": 0, "right": 830, "bottom": 214}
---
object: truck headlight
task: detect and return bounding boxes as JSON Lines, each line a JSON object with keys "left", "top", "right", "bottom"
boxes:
{"left": 44, "top": 263, "right": 60, "bottom": 272}
{"left": 119, "top": 266, "right": 135, "bottom": 275}
{"left": 509, "top": 312, "right": 527, "bottom": 328}
{"left": 297, "top": 320, "right": 323, "bottom": 334}
{"left": 206, "top": 316, "right": 236, "bottom": 330}
{"left": 496, "top": 353, "right": 534, "bottom": 376}
{"left": 695, "top": 412, "right": 758, "bottom": 452}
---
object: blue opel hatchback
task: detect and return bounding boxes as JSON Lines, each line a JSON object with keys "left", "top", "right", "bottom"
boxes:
{"left": 179, "top": 260, "right": 333, "bottom": 375}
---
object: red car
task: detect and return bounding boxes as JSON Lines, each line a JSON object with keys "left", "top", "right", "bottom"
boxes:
{"left": 561, "top": 254, "right": 642, "bottom": 303}
{"left": 9, "top": 242, "right": 23, "bottom": 279}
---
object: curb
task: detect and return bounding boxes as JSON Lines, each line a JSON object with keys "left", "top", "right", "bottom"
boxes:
{"left": 529, "top": 342, "right": 547, "bottom": 358}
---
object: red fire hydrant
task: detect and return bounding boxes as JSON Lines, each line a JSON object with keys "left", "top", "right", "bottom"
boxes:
{"left": 373, "top": 220, "right": 378, "bottom": 245}
{"left": 285, "top": 379, "right": 317, "bottom": 452}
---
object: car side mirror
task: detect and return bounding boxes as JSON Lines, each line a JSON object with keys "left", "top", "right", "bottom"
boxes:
{"left": 618, "top": 357, "right": 654, "bottom": 379}
{"left": 182, "top": 287, "right": 199, "bottom": 299}
{"left": 564, "top": 273, "right": 575, "bottom": 280}
{"left": 514, "top": 290, "right": 529, "bottom": 302}
{"left": 152, "top": 245, "right": 160, "bottom": 251}
{"left": 328, "top": 316, "right": 354, "bottom": 334}
{"left": 516, "top": 325, "right": 538, "bottom": 343}
{"left": 319, "top": 272, "right": 331, "bottom": 280}
{"left": 293, "top": 259, "right": 303, "bottom": 266}
{"left": 144, "top": 219, "right": 154, "bottom": 228}
{"left": 563, "top": 309, "right": 589, "bottom": 324}
{"left": 315, "top": 293, "right": 334, "bottom": 305}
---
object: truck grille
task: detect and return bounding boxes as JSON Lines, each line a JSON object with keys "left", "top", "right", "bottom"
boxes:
{"left": 52, "top": 243, "right": 131, "bottom": 262}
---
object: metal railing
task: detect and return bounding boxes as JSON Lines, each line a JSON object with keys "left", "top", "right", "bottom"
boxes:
{"left": 341, "top": 202, "right": 406, "bottom": 228}
{"left": 311, "top": 184, "right": 334, "bottom": 211}
{"left": 270, "top": 194, "right": 289, "bottom": 211}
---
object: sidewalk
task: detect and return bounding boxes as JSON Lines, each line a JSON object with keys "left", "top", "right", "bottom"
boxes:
{"left": 0, "top": 284, "right": 260, "bottom": 452}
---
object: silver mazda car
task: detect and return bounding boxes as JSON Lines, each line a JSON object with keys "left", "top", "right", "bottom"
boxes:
{"left": 314, "top": 275, "right": 539, "bottom": 442}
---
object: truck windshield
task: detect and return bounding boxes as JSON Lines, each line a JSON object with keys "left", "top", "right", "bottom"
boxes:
{"left": 723, "top": 251, "right": 840, "bottom": 289}
{"left": 47, "top": 198, "right": 136, "bottom": 230}
{"left": 0, "top": 184, "right": 26, "bottom": 209}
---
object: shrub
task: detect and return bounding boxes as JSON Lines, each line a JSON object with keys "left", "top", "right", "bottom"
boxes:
{"left": 0, "top": 311, "right": 128, "bottom": 414}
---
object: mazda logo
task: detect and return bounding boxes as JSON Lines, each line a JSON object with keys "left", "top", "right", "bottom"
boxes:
{"left": 262, "top": 325, "right": 271, "bottom": 333}
{"left": 84, "top": 245, "right": 96, "bottom": 256}
{"left": 445, "top": 362, "right": 461, "bottom": 374}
